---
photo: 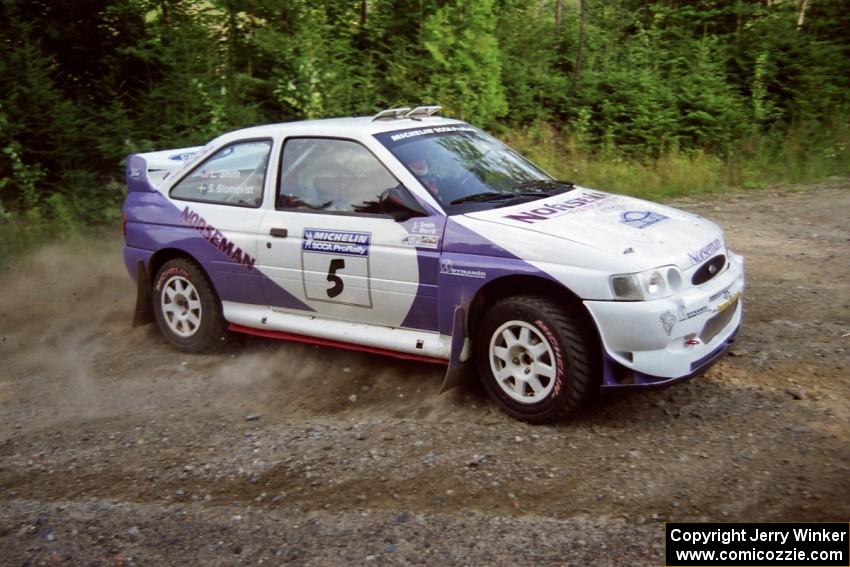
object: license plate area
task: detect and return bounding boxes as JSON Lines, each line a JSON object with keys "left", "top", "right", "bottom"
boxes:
{"left": 699, "top": 297, "right": 738, "bottom": 343}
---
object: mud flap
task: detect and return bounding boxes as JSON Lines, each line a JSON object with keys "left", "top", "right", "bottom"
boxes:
{"left": 132, "top": 260, "right": 154, "bottom": 327}
{"left": 440, "top": 306, "right": 474, "bottom": 393}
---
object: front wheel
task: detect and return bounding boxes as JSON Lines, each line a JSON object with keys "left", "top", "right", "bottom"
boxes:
{"left": 475, "top": 295, "right": 594, "bottom": 423}
{"left": 152, "top": 258, "right": 229, "bottom": 353}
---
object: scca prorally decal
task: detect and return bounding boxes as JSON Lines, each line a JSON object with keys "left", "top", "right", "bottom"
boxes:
{"left": 619, "top": 210, "right": 668, "bottom": 229}
{"left": 440, "top": 259, "right": 486, "bottom": 279}
{"left": 180, "top": 206, "right": 256, "bottom": 270}
{"left": 503, "top": 191, "right": 609, "bottom": 224}
{"left": 302, "top": 229, "right": 370, "bottom": 256}
{"left": 688, "top": 238, "right": 723, "bottom": 266}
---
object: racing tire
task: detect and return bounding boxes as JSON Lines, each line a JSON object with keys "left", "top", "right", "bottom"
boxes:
{"left": 475, "top": 295, "right": 594, "bottom": 423}
{"left": 152, "top": 258, "right": 229, "bottom": 353}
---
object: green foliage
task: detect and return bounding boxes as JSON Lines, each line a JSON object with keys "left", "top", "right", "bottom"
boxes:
{"left": 422, "top": 0, "right": 507, "bottom": 125}
{"left": 0, "top": 0, "right": 848, "bottom": 258}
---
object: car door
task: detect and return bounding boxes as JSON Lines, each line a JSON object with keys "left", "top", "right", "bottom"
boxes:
{"left": 257, "top": 137, "right": 443, "bottom": 330}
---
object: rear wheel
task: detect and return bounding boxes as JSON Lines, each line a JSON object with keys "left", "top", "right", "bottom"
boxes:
{"left": 475, "top": 295, "right": 594, "bottom": 423}
{"left": 152, "top": 258, "right": 228, "bottom": 353}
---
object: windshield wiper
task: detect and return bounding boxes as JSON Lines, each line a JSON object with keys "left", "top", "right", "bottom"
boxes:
{"left": 450, "top": 192, "right": 517, "bottom": 205}
{"left": 450, "top": 181, "right": 575, "bottom": 206}
{"left": 512, "top": 179, "right": 574, "bottom": 193}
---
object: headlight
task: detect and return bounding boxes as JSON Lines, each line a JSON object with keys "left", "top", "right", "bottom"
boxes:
{"left": 610, "top": 266, "right": 683, "bottom": 300}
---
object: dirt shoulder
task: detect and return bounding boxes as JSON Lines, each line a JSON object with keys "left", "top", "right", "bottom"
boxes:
{"left": 1, "top": 181, "right": 848, "bottom": 565}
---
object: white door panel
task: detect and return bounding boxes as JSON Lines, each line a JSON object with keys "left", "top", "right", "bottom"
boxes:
{"left": 257, "top": 213, "right": 420, "bottom": 327}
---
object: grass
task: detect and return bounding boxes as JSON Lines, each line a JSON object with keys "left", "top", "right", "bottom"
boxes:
{"left": 501, "top": 122, "right": 850, "bottom": 200}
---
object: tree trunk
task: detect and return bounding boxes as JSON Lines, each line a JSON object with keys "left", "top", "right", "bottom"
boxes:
{"left": 796, "top": 0, "right": 810, "bottom": 29}
{"left": 555, "top": 0, "right": 562, "bottom": 30}
{"left": 570, "top": 0, "right": 586, "bottom": 97}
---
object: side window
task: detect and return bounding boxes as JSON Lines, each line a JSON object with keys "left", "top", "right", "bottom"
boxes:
{"left": 171, "top": 140, "right": 271, "bottom": 207}
{"left": 278, "top": 138, "right": 399, "bottom": 214}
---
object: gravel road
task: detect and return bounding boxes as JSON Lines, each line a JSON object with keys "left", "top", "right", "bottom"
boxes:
{"left": 1, "top": 182, "right": 848, "bottom": 565}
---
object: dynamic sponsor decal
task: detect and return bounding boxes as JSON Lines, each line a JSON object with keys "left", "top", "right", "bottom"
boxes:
{"left": 403, "top": 234, "right": 440, "bottom": 249}
{"left": 678, "top": 305, "right": 708, "bottom": 322}
{"left": 389, "top": 125, "right": 476, "bottom": 142}
{"left": 440, "top": 259, "right": 486, "bottom": 279}
{"left": 688, "top": 238, "right": 723, "bottom": 266}
{"left": 660, "top": 311, "right": 677, "bottom": 336}
{"left": 129, "top": 168, "right": 143, "bottom": 179}
{"left": 302, "top": 229, "right": 371, "bottom": 256}
{"left": 502, "top": 191, "right": 609, "bottom": 224}
{"left": 619, "top": 210, "right": 668, "bottom": 229}
{"left": 179, "top": 206, "right": 256, "bottom": 270}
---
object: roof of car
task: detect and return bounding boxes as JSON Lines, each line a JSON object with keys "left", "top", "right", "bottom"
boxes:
{"left": 217, "top": 116, "right": 468, "bottom": 142}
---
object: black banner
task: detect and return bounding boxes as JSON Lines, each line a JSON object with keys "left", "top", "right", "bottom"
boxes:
{"left": 666, "top": 523, "right": 849, "bottom": 566}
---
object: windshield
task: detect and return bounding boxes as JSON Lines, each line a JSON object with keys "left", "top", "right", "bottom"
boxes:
{"left": 374, "top": 126, "right": 572, "bottom": 213}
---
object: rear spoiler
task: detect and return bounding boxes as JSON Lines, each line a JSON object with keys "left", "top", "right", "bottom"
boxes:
{"left": 125, "top": 145, "right": 203, "bottom": 192}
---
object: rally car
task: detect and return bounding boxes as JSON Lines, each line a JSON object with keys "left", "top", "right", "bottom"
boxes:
{"left": 123, "top": 106, "right": 744, "bottom": 423}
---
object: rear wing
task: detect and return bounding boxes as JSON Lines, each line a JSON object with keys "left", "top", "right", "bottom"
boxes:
{"left": 125, "top": 146, "right": 203, "bottom": 192}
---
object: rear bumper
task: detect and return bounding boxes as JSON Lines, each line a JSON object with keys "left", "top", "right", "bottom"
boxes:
{"left": 585, "top": 251, "right": 744, "bottom": 389}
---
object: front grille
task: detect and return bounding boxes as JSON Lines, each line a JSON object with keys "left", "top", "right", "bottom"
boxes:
{"left": 699, "top": 297, "right": 738, "bottom": 343}
{"left": 692, "top": 254, "right": 726, "bottom": 285}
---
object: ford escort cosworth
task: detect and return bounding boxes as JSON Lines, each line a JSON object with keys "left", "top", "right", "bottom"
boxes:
{"left": 123, "top": 106, "right": 744, "bottom": 422}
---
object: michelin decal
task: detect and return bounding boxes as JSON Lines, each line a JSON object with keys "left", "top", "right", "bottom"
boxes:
{"left": 301, "top": 229, "right": 373, "bottom": 307}
{"left": 303, "top": 229, "right": 371, "bottom": 256}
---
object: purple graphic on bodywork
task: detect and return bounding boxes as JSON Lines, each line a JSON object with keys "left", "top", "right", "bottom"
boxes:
{"left": 123, "top": 155, "right": 314, "bottom": 312}
{"left": 435, "top": 219, "right": 561, "bottom": 335}
{"left": 398, "top": 214, "right": 444, "bottom": 332}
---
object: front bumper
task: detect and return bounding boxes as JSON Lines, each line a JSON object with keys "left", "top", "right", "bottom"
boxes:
{"left": 584, "top": 251, "right": 744, "bottom": 389}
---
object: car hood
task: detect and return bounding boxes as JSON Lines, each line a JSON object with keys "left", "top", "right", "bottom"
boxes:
{"left": 461, "top": 188, "right": 725, "bottom": 270}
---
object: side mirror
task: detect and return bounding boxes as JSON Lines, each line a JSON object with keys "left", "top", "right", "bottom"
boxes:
{"left": 381, "top": 185, "right": 428, "bottom": 222}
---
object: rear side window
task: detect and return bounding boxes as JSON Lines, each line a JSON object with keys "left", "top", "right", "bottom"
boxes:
{"left": 171, "top": 140, "right": 272, "bottom": 207}
{"left": 278, "top": 138, "right": 399, "bottom": 214}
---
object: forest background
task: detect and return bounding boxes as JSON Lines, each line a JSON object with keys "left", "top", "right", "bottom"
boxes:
{"left": 1, "top": 0, "right": 848, "bottom": 251}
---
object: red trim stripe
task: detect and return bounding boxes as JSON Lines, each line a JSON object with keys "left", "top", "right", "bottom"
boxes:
{"left": 228, "top": 323, "right": 448, "bottom": 365}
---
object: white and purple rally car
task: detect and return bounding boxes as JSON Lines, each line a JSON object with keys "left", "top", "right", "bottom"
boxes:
{"left": 123, "top": 106, "right": 744, "bottom": 422}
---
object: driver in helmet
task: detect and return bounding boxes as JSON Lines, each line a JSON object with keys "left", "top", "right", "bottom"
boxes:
{"left": 407, "top": 158, "right": 441, "bottom": 199}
